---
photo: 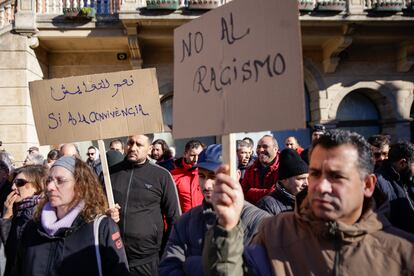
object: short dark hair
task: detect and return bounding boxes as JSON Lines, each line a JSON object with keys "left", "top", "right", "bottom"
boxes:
{"left": 184, "top": 140, "right": 204, "bottom": 153}
{"left": 367, "top": 134, "right": 390, "bottom": 149}
{"left": 110, "top": 139, "right": 124, "bottom": 148}
{"left": 388, "top": 141, "right": 414, "bottom": 164}
{"left": 152, "top": 139, "right": 173, "bottom": 160}
{"left": 310, "top": 129, "right": 374, "bottom": 178}
{"left": 47, "top": 149, "right": 60, "bottom": 161}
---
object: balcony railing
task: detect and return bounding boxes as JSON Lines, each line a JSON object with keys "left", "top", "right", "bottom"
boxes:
{"left": 28, "top": 0, "right": 414, "bottom": 17}
{"left": 36, "top": 0, "right": 122, "bottom": 15}
{"left": 0, "top": 0, "right": 15, "bottom": 29}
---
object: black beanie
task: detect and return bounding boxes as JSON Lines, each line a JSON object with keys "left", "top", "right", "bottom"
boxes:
{"left": 279, "top": 148, "right": 308, "bottom": 180}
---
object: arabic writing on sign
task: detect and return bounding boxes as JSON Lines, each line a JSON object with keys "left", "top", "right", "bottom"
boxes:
{"left": 48, "top": 104, "right": 150, "bottom": 129}
{"left": 50, "top": 75, "right": 134, "bottom": 101}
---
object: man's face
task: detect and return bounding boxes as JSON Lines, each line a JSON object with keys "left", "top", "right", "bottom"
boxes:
{"left": 312, "top": 131, "right": 324, "bottom": 142}
{"left": 256, "top": 136, "right": 278, "bottom": 166}
{"left": 110, "top": 142, "right": 124, "bottom": 154}
{"left": 184, "top": 146, "right": 203, "bottom": 166}
{"left": 198, "top": 168, "right": 216, "bottom": 203}
{"left": 87, "top": 149, "right": 96, "bottom": 161}
{"left": 308, "top": 144, "right": 375, "bottom": 225}
{"left": 237, "top": 146, "right": 252, "bottom": 166}
{"left": 281, "top": 173, "right": 309, "bottom": 196}
{"left": 371, "top": 144, "right": 389, "bottom": 163}
{"left": 151, "top": 144, "right": 164, "bottom": 161}
{"left": 126, "top": 135, "right": 151, "bottom": 164}
{"left": 285, "top": 137, "right": 298, "bottom": 150}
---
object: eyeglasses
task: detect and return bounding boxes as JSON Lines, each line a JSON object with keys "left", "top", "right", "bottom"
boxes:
{"left": 87, "top": 152, "right": 95, "bottom": 156}
{"left": 285, "top": 143, "right": 294, "bottom": 146}
{"left": 13, "top": 178, "right": 29, "bottom": 187}
{"left": 46, "top": 177, "right": 73, "bottom": 186}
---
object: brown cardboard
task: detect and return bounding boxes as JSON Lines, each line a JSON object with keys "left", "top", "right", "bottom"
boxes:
{"left": 173, "top": 0, "right": 305, "bottom": 139}
{"left": 29, "top": 69, "right": 164, "bottom": 145}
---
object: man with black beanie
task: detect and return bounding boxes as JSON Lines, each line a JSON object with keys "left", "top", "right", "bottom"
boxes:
{"left": 257, "top": 148, "right": 308, "bottom": 215}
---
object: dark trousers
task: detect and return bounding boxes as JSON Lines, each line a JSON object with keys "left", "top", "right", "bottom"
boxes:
{"left": 129, "top": 256, "right": 159, "bottom": 276}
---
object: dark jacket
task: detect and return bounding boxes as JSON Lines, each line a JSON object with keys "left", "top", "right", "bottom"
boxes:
{"left": 157, "top": 158, "right": 175, "bottom": 172}
{"left": 159, "top": 201, "right": 270, "bottom": 275}
{"left": 12, "top": 215, "right": 129, "bottom": 276}
{"left": 87, "top": 159, "right": 103, "bottom": 177}
{"left": 110, "top": 158, "right": 181, "bottom": 267}
{"left": 256, "top": 183, "right": 295, "bottom": 215}
{"left": 241, "top": 156, "right": 280, "bottom": 205}
{"left": 375, "top": 161, "right": 414, "bottom": 233}
{"left": 0, "top": 197, "right": 39, "bottom": 276}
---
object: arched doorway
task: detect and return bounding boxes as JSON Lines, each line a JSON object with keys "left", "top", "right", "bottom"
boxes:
{"left": 336, "top": 91, "right": 381, "bottom": 138}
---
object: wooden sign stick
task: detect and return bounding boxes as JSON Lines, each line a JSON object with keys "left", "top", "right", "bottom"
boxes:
{"left": 222, "top": 133, "right": 237, "bottom": 181}
{"left": 98, "top": 139, "right": 115, "bottom": 208}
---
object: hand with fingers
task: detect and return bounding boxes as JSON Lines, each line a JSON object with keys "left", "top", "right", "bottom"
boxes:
{"left": 106, "top": 203, "right": 121, "bottom": 223}
{"left": 3, "top": 190, "right": 18, "bottom": 219}
{"left": 212, "top": 165, "right": 245, "bottom": 231}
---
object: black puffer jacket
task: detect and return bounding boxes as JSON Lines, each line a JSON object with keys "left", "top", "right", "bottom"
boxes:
{"left": 256, "top": 183, "right": 295, "bottom": 216}
{"left": 12, "top": 215, "right": 129, "bottom": 276}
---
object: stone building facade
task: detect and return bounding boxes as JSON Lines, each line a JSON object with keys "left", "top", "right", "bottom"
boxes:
{"left": 0, "top": 0, "right": 413, "bottom": 162}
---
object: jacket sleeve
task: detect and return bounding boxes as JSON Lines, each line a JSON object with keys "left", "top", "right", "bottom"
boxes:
{"left": 100, "top": 216, "right": 130, "bottom": 276}
{"left": 161, "top": 172, "right": 182, "bottom": 249}
{"left": 159, "top": 222, "right": 186, "bottom": 276}
{"left": 202, "top": 223, "right": 245, "bottom": 276}
{"left": 0, "top": 217, "right": 12, "bottom": 244}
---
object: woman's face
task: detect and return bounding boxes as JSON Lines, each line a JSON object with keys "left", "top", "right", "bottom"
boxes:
{"left": 46, "top": 166, "right": 76, "bottom": 213}
{"left": 12, "top": 173, "right": 37, "bottom": 202}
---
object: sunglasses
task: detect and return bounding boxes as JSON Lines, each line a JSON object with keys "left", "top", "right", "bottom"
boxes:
{"left": 87, "top": 152, "right": 95, "bottom": 156}
{"left": 13, "top": 178, "right": 29, "bottom": 187}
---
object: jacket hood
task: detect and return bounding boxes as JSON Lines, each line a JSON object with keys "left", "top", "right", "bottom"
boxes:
{"left": 295, "top": 191, "right": 391, "bottom": 243}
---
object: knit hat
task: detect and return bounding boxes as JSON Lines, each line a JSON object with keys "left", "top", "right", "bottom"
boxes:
{"left": 197, "top": 144, "right": 222, "bottom": 172}
{"left": 278, "top": 149, "right": 308, "bottom": 180}
{"left": 51, "top": 156, "right": 76, "bottom": 174}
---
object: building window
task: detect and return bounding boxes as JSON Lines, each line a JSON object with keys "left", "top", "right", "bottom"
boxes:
{"left": 336, "top": 91, "right": 381, "bottom": 138}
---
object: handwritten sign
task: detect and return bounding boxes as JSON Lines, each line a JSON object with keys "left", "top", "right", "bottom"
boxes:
{"left": 30, "top": 69, "right": 164, "bottom": 145}
{"left": 173, "top": 0, "right": 305, "bottom": 139}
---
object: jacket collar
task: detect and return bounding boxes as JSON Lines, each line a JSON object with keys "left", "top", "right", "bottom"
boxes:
{"left": 295, "top": 193, "right": 389, "bottom": 243}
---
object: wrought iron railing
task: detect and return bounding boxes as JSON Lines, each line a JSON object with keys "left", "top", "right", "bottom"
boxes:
{"left": 35, "top": 0, "right": 122, "bottom": 15}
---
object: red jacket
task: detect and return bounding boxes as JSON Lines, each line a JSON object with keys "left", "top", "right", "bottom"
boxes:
{"left": 171, "top": 158, "right": 203, "bottom": 213}
{"left": 241, "top": 154, "right": 279, "bottom": 205}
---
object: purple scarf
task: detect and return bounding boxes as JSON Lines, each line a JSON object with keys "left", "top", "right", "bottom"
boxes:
{"left": 41, "top": 201, "right": 85, "bottom": 236}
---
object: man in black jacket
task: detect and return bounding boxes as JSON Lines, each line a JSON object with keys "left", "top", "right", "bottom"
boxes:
{"left": 109, "top": 134, "right": 181, "bottom": 276}
{"left": 376, "top": 141, "right": 414, "bottom": 233}
{"left": 257, "top": 148, "right": 308, "bottom": 215}
{"left": 159, "top": 144, "right": 269, "bottom": 275}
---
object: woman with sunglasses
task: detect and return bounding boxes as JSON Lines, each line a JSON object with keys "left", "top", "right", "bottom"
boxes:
{"left": 12, "top": 156, "right": 129, "bottom": 276}
{"left": 0, "top": 164, "right": 47, "bottom": 276}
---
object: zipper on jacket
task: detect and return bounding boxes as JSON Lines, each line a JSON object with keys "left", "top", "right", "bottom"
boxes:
{"left": 46, "top": 240, "right": 59, "bottom": 276}
{"left": 327, "top": 221, "right": 341, "bottom": 276}
{"left": 403, "top": 184, "right": 414, "bottom": 212}
{"left": 123, "top": 169, "right": 135, "bottom": 235}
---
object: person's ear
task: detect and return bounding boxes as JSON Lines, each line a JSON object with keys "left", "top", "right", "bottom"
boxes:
{"left": 147, "top": 145, "right": 153, "bottom": 155}
{"left": 363, "top": 174, "right": 376, "bottom": 197}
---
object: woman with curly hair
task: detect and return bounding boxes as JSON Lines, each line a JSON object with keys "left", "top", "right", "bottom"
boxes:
{"left": 0, "top": 165, "right": 46, "bottom": 276}
{"left": 12, "top": 156, "right": 129, "bottom": 276}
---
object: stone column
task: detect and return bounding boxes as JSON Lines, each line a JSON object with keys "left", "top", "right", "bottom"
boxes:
{"left": 0, "top": 32, "right": 47, "bottom": 163}
{"left": 14, "top": 0, "right": 38, "bottom": 34}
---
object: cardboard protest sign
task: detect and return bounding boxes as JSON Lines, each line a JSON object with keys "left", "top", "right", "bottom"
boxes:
{"left": 29, "top": 69, "right": 164, "bottom": 145}
{"left": 173, "top": 0, "right": 305, "bottom": 139}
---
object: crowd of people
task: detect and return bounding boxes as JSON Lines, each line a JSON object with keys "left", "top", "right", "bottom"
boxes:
{"left": 0, "top": 126, "right": 413, "bottom": 275}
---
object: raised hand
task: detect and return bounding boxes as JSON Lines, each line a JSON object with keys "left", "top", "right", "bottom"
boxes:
{"left": 3, "top": 190, "right": 18, "bottom": 219}
{"left": 212, "top": 165, "right": 244, "bottom": 231}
